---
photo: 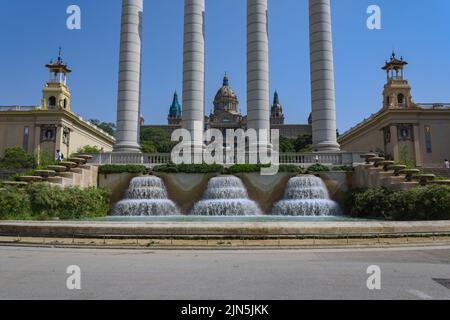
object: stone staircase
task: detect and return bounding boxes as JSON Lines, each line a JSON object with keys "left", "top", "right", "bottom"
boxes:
{"left": 0, "top": 155, "right": 98, "bottom": 189}
{"left": 353, "top": 154, "right": 450, "bottom": 190}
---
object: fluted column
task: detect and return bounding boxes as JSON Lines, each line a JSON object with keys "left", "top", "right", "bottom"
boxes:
{"left": 309, "top": 0, "right": 340, "bottom": 151}
{"left": 182, "top": 0, "right": 205, "bottom": 155}
{"left": 114, "top": 0, "right": 143, "bottom": 153}
{"left": 247, "top": 0, "right": 270, "bottom": 135}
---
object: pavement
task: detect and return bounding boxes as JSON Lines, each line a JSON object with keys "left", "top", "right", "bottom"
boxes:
{"left": 0, "top": 245, "right": 449, "bottom": 300}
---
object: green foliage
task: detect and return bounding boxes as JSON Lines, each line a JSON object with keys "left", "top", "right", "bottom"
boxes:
{"left": 0, "top": 147, "right": 37, "bottom": 169}
{"left": 89, "top": 119, "right": 116, "bottom": 136}
{"left": 279, "top": 136, "right": 296, "bottom": 153}
{"left": 0, "top": 187, "right": 32, "bottom": 219}
{"left": 0, "top": 185, "right": 111, "bottom": 220}
{"left": 140, "top": 127, "right": 176, "bottom": 153}
{"left": 294, "top": 134, "right": 313, "bottom": 153}
{"left": 98, "top": 164, "right": 147, "bottom": 175}
{"left": 307, "top": 163, "right": 330, "bottom": 172}
{"left": 153, "top": 163, "right": 224, "bottom": 174}
{"left": 332, "top": 165, "right": 354, "bottom": 172}
{"left": 38, "top": 149, "right": 57, "bottom": 168}
{"left": 227, "top": 164, "right": 264, "bottom": 174}
{"left": 141, "top": 141, "right": 158, "bottom": 154}
{"left": 278, "top": 165, "right": 305, "bottom": 173}
{"left": 344, "top": 186, "right": 450, "bottom": 220}
{"left": 77, "top": 145, "right": 102, "bottom": 154}
{"left": 11, "top": 170, "right": 37, "bottom": 181}
{"left": 398, "top": 145, "right": 415, "bottom": 168}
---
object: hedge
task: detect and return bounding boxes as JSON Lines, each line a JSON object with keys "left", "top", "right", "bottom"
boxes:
{"left": 98, "top": 164, "right": 147, "bottom": 175}
{"left": 307, "top": 164, "right": 330, "bottom": 173}
{"left": 0, "top": 185, "right": 111, "bottom": 220}
{"left": 153, "top": 163, "right": 224, "bottom": 174}
{"left": 228, "top": 164, "right": 304, "bottom": 174}
{"left": 344, "top": 186, "right": 450, "bottom": 220}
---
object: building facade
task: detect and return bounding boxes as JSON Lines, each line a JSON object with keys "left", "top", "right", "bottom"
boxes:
{"left": 141, "top": 74, "right": 312, "bottom": 140}
{"left": 0, "top": 52, "right": 116, "bottom": 159}
{"left": 339, "top": 53, "right": 450, "bottom": 168}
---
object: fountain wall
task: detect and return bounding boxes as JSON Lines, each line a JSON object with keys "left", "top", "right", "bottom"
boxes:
{"left": 99, "top": 171, "right": 353, "bottom": 214}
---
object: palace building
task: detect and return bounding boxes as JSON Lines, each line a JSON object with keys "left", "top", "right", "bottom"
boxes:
{"left": 339, "top": 53, "right": 450, "bottom": 168}
{"left": 141, "top": 74, "right": 312, "bottom": 140}
{"left": 0, "top": 51, "right": 115, "bottom": 159}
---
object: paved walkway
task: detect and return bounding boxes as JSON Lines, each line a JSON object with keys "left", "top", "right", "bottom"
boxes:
{"left": 1, "top": 246, "right": 449, "bottom": 300}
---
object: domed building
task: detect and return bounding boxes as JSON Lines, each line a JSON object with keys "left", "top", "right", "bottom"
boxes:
{"left": 141, "top": 73, "right": 312, "bottom": 139}
{"left": 205, "top": 74, "right": 246, "bottom": 134}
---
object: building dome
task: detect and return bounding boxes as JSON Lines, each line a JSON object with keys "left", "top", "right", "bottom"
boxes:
{"left": 213, "top": 74, "right": 239, "bottom": 114}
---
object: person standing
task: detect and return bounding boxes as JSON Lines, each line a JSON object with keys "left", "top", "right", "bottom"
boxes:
{"left": 55, "top": 150, "right": 64, "bottom": 162}
{"left": 445, "top": 159, "right": 450, "bottom": 169}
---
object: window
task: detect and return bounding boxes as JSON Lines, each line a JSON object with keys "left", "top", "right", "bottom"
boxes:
{"left": 398, "top": 94, "right": 405, "bottom": 105}
{"left": 49, "top": 96, "right": 56, "bottom": 108}
{"left": 23, "top": 127, "right": 29, "bottom": 151}
{"left": 425, "top": 126, "right": 432, "bottom": 153}
{"left": 63, "top": 98, "right": 67, "bottom": 109}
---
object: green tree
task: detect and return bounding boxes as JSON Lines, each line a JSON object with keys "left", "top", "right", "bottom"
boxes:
{"left": 0, "top": 147, "right": 37, "bottom": 169}
{"left": 89, "top": 119, "right": 116, "bottom": 136}
{"left": 279, "top": 136, "right": 296, "bottom": 153}
{"left": 140, "top": 127, "right": 175, "bottom": 153}
{"left": 294, "top": 134, "right": 313, "bottom": 152}
{"left": 77, "top": 145, "right": 102, "bottom": 154}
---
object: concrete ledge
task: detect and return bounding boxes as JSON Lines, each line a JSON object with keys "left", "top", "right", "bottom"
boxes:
{"left": 1, "top": 220, "right": 450, "bottom": 238}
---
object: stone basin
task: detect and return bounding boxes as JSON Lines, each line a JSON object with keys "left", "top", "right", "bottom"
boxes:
{"left": 67, "top": 157, "right": 87, "bottom": 165}
{"left": 59, "top": 161, "right": 78, "bottom": 169}
{"left": 430, "top": 180, "right": 450, "bottom": 186}
{"left": 1, "top": 181, "right": 28, "bottom": 187}
{"left": 35, "top": 170, "right": 57, "bottom": 178}
{"left": 368, "top": 157, "right": 385, "bottom": 167}
{"left": 18, "top": 176, "right": 44, "bottom": 183}
{"left": 378, "top": 161, "right": 395, "bottom": 171}
{"left": 413, "top": 174, "right": 436, "bottom": 186}
{"left": 75, "top": 154, "right": 93, "bottom": 161}
{"left": 389, "top": 165, "right": 407, "bottom": 176}
{"left": 47, "top": 165, "right": 68, "bottom": 172}
{"left": 360, "top": 153, "right": 377, "bottom": 164}
{"left": 400, "top": 169, "right": 421, "bottom": 182}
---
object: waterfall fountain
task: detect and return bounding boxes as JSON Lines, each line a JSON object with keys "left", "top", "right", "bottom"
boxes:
{"left": 272, "top": 175, "right": 340, "bottom": 216}
{"left": 190, "top": 176, "right": 262, "bottom": 216}
{"left": 112, "top": 176, "right": 180, "bottom": 216}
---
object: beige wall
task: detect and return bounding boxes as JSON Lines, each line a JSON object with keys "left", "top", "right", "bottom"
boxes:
{"left": 339, "top": 109, "right": 450, "bottom": 168}
{"left": 0, "top": 111, "right": 114, "bottom": 158}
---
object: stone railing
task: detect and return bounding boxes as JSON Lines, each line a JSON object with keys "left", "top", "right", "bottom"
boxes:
{"left": 90, "top": 151, "right": 362, "bottom": 167}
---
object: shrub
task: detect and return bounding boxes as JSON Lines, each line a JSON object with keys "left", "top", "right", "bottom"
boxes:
{"left": 77, "top": 145, "right": 102, "bottom": 154}
{"left": 307, "top": 163, "right": 330, "bottom": 173}
{"left": 0, "top": 187, "right": 32, "bottom": 219}
{"left": 278, "top": 165, "right": 305, "bottom": 173}
{"left": 0, "top": 147, "right": 37, "bottom": 169}
{"left": 344, "top": 186, "right": 450, "bottom": 220}
{"left": 228, "top": 164, "right": 262, "bottom": 174}
{"left": 26, "top": 185, "right": 111, "bottom": 220}
{"left": 153, "top": 163, "right": 224, "bottom": 174}
{"left": 98, "top": 164, "right": 147, "bottom": 175}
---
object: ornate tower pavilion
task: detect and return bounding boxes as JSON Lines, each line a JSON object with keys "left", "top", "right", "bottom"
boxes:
{"left": 270, "top": 91, "right": 285, "bottom": 125}
{"left": 42, "top": 48, "right": 71, "bottom": 111}
{"left": 382, "top": 52, "right": 415, "bottom": 110}
{"left": 168, "top": 92, "right": 182, "bottom": 125}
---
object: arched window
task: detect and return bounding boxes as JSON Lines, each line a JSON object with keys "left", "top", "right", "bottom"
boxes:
{"left": 398, "top": 94, "right": 405, "bottom": 105}
{"left": 48, "top": 96, "right": 56, "bottom": 108}
{"left": 63, "top": 99, "right": 67, "bottom": 109}
{"left": 386, "top": 96, "right": 390, "bottom": 104}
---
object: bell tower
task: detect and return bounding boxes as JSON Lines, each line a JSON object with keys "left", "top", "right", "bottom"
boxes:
{"left": 382, "top": 52, "right": 415, "bottom": 110}
{"left": 42, "top": 48, "right": 72, "bottom": 111}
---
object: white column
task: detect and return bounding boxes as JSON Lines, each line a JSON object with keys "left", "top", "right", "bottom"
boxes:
{"left": 182, "top": 0, "right": 205, "bottom": 157}
{"left": 309, "top": 0, "right": 340, "bottom": 152}
{"left": 114, "top": 0, "right": 143, "bottom": 153}
{"left": 247, "top": 0, "right": 270, "bottom": 136}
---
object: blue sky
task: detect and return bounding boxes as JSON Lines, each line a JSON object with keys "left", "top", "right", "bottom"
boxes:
{"left": 0, "top": 0, "right": 449, "bottom": 132}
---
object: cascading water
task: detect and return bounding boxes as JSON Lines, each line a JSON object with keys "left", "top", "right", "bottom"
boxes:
{"left": 112, "top": 176, "right": 180, "bottom": 216}
{"left": 272, "top": 175, "right": 340, "bottom": 216}
{"left": 190, "top": 176, "right": 262, "bottom": 216}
